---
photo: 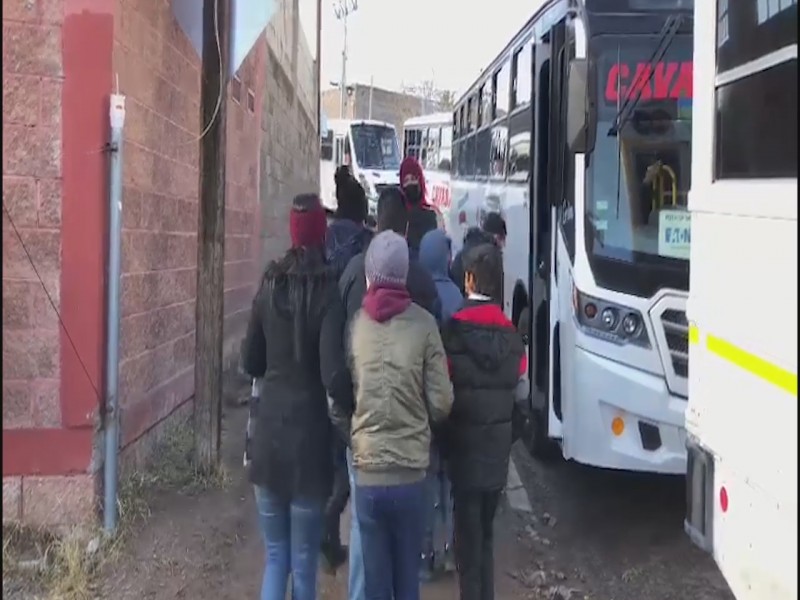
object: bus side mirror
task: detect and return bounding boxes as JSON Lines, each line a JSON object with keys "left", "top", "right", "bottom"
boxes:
{"left": 566, "top": 58, "right": 588, "bottom": 154}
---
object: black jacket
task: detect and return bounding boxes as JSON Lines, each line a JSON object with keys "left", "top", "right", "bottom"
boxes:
{"left": 241, "top": 257, "right": 337, "bottom": 502}
{"left": 441, "top": 299, "right": 525, "bottom": 492}
{"left": 450, "top": 228, "right": 496, "bottom": 296}
{"left": 406, "top": 204, "right": 439, "bottom": 260}
{"left": 320, "top": 249, "right": 441, "bottom": 445}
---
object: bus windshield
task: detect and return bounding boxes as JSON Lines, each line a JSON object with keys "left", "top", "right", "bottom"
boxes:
{"left": 586, "top": 34, "right": 693, "bottom": 270}
{"left": 351, "top": 123, "right": 401, "bottom": 170}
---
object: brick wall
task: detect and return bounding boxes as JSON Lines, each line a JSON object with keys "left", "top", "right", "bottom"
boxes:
{"left": 3, "top": 0, "right": 103, "bottom": 527}
{"left": 259, "top": 0, "right": 320, "bottom": 264}
{"left": 113, "top": 0, "right": 202, "bottom": 454}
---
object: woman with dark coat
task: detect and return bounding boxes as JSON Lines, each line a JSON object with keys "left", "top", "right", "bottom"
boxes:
{"left": 241, "top": 193, "right": 337, "bottom": 600}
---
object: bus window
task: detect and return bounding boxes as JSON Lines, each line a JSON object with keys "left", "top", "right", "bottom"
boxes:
{"left": 481, "top": 81, "right": 492, "bottom": 125}
{"left": 490, "top": 125, "right": 508, "bottom": 179}
{"left": 495, "top": 59, "right": 511, "bottom": 119}
{"left": 344, "top": 135, "right": 352, "bottom": 166}
{"left": 335, "top": 137, "right": 344, "bottom": 165}
{"left": 513, "top": 43, "right": 533, "bottom": 109}
{"left": 467, "top": 97, "right": 475, "bottom": 133}
{"left": 321, "top": 130, "right": 333, "bottom": 161}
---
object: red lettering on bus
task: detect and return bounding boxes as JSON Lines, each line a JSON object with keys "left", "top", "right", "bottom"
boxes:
{"left": 605, "top": 61, "right": 693, "bottom": 102}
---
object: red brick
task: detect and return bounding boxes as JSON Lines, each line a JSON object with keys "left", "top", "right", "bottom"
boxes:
{"left": 2, "top": 123, "right": 61, "bottom": 178}
{"left": 2, "top": 176, "right": 37, "bottom": 227}
{"left": 39, "top": 77, "right": 62, "bottom": 130}
{"left": 2, "top": 0, "right": 38, "bottom": 22}
{"left": 39, "top": 0, "right": 63, "bottom": 23}
{"left": 1, "top": 226, "right": 61, "bottom": 280}
{"left": 2, "top": 379, "right": 60, "bottom": 429}
{"left": 2, "top": 329, "right": 59, "bottom": 380}
{"left": 22, "top": 474, "right": 96, "bottom": 527}
{"left": 2, "top": 477, "right": 22, "bottom": 523}
{"left": 119, "top": 300, "right": 195, "bottom": 360}
{"left": 119, "top": 331, "right": 194, "bottom": 404}
{"left": 2, "top": 74, "right": 40, "bottom": 125}
{"left": 37, "top": 178, "right": 62, "bottom": 227}
{"left": 2, "top": 22, "right": 62, "bottom": 77}
{"left": 2, "top": 279, "right": 59, "bottom": 330}
{"left": 121, "top": 268, "right": 196, "bottom": 316}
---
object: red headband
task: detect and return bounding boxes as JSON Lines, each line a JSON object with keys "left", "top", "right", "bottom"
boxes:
{"left": 289, "top": 206, "right": 327, "bottom": 248}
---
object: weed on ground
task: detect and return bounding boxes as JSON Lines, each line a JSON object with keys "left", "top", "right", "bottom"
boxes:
{"left": 3, "top": 419, "right": 230, "bottom": 600}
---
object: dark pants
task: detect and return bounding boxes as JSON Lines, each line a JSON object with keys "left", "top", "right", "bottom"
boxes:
{"left": 453, "top": 488, "right": 502, "bottom": 600}
{"left": 355, "top": 479, "right": 426, "bottom": 600}
{"left": 324, "top": 438, "right": 350, "bottom": 545}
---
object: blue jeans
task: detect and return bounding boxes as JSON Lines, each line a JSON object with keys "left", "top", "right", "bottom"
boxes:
{"left": 422, "top": 449, "right": 454, "bottom": 574}
{"left": 355, "top": 479, "right": 427, "bottom": 600}
{"left": 253, "top": 486, "right": 324, "bottom": 600}
{"left": 347, "top": 450, "right": 365, "bottom": 600}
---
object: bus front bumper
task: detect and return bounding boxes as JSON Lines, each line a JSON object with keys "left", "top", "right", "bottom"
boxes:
{"left": 566, "top": 346, "right": 687, "bottom": 474}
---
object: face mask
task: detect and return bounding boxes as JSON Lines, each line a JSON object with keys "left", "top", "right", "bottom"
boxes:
{"left": 404, "top": 184, "right": 421, "bottom": 204}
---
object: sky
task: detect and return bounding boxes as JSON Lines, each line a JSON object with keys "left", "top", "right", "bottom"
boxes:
{"left": 298, "top": 0, "right": 540, "bottom": 98}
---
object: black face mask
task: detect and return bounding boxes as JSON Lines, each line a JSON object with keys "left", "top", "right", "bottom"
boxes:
{"left": 404, "top": 184, "right": 421, "bottom": 204}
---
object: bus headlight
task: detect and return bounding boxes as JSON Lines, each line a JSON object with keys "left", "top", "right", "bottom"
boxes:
{"left": 601, "top": 308, "right": 618, "bottom": 329}
{"left": 573, "top": 287, "right": 650, "bottom": 348}
{"left": 621, "top": 313, "right": 640, "bottom": 336}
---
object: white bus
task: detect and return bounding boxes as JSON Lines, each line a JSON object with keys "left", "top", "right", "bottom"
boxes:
{"left": 402, "top": 112, "right": 456, "bottom": 240}
{"left": 450, "top": 0, "right": 694, "bottom": 473}
{"left": 683, "top": 0, "right": 797, "bottom": 598}
{"left": 320, "top": 118, "right": 401, "bottom": 214}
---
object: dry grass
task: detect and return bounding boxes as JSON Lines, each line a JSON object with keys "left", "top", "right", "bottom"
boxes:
{"left": 3, "top": 421, "right": 230, "bottom": 600}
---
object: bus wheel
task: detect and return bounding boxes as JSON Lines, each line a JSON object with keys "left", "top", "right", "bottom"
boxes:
{"left": 525, "top": 396, "right": 560, "bottom": 461}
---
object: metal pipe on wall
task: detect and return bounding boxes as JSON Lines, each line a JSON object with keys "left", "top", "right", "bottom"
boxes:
{"left": 103, "top": 92, "right": 126, "bottom": 533}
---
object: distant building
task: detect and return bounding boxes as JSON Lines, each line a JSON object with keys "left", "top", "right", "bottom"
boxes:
{"left": 321, "top": 84, "right": 437, "bottom": 137}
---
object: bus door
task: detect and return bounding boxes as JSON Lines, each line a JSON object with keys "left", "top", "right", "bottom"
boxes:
{"left": 530, "top": 30, "right": 562, "bottom": 440}
{"left": 546, "top": 19, "right": 569, "bottom": 441}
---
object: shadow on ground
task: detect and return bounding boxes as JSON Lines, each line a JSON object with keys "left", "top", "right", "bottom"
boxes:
{"left": 96, "top": 373, "right": 535, "bottom": 600}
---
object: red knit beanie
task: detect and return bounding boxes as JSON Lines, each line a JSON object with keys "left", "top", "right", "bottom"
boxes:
{"left": 289, "top": 203, "right": 327, "bottom": 248}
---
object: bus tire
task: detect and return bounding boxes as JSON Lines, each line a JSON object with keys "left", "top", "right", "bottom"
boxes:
{"left": 525, "top": 403, "right": 561, "bottom": 461}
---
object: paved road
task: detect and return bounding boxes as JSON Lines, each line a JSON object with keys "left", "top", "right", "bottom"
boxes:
{"left": 509, "top": 444, "right": 735, "bottom": 600}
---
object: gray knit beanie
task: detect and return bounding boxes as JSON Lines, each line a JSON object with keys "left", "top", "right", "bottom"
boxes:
{"left": 365, "top": 230, "right": 409, "bottom": 287}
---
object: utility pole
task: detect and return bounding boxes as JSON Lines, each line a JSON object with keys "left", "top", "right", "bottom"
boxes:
{"left": 195, "top": 0, "right": 230, "bottom": 470}
{"left": 334, "top": 0, "right": 358, "bottom": 118}
{"left": 368, "top": 74, "right": 374, "bottom": 119}
{"left": 316, "top": 0, "right": 322, "bottom": 132}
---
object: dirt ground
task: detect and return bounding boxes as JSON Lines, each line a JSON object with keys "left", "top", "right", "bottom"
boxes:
{"left": 94, "top": 376, "right": 537, "bottom": 600}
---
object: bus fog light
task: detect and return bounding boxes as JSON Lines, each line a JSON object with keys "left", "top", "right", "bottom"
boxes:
{"left": 601, "top": 308, "right": 617, "bottom": 329}
{"left": 622, "top": 313, "right": 640, "bottom": 335}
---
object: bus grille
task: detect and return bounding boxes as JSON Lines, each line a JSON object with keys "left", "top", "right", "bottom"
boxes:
{"left": 660, "top": 309, "right": 689, "bottom": 381}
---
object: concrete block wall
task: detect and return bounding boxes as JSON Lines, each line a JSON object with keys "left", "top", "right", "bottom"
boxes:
{"left": 113, "top": 0, "right": 203, "bottom": 455}
{"left": 2, "top": 0, "right": 318, "bottom": 527}
{"left": 2, "top": 0, "right": 99, "bottom": 526}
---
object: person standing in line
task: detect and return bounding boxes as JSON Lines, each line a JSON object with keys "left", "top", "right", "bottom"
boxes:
{"left": 417, "top": 228, "right": 463, "bottom": 580}
{"left": 400, "top": 156, "right": 439, "bottom": 259}
{"left": 320, "top": 166, "right": 373, "bottom": 572}
{"left": 441, "top": 243, "right": 526, "bottom": 600}
{"left": 450, "top": 212, "right": 507, "bottom": 297}
{"left": 319, "top": 187, "right": 441, "bottom": 600}
{"left": 241, "top": 194, "right": 336, "bottom": 600}
{"left": 349, "top": 230, "right": 453, "bottom": 600}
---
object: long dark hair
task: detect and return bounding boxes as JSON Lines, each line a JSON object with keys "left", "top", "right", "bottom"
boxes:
{"left": 263, "top": 194, "right": 334, "bottom": 365}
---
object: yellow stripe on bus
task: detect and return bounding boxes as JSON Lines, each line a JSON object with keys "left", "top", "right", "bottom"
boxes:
{"left": 688, "top": 323, "right": 797, "bottom": 397}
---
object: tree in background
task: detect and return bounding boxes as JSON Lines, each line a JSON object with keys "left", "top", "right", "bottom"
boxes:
{"left": 402, "top": 80, "right": 456, "bottom": 113}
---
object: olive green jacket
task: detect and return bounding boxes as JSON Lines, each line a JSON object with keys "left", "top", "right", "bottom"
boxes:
{"left": 349, "top": 303, "right": 453, "bottom": 485}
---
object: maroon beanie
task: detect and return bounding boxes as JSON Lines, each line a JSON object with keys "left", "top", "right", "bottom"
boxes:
{"left": 289, "top": 202, "right": 327, "bottom": 248}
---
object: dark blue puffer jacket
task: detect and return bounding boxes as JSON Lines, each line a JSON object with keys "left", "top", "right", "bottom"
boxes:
{"left": 325, "top": 218, "right": 373, "bottom": 278}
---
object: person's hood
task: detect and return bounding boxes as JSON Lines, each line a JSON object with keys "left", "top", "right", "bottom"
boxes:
{"left": 418, "top": 229, "right": 451, "bottom": 278}
{"left": 451, "top": 301, "right": 522, "bottom": 372}
{"left": 399, "top": 156, "right": 428, "bottom": 205}
{"left": 361, "top": 284, "right": 411, "bottom": 323}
